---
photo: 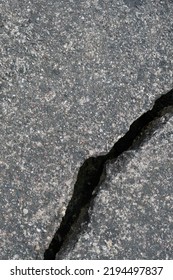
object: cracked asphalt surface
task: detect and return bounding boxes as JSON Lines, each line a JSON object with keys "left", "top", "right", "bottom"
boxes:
{"left": 59, "top": 110, "right": 173, "bottom": 259}
{"left": 0, "top": 0, "right": 173, "bottom": 259}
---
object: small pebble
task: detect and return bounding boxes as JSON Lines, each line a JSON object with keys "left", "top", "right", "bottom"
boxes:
{"left": 23, "top": 208, "right": 28, "bottom": 215}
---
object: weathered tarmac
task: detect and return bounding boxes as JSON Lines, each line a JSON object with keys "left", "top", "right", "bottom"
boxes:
{"left": 0, "top": 0, "right": 173, "bottom": 259}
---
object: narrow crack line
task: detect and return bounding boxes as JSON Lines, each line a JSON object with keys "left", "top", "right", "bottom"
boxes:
{"left": 44, "top": 89, "right": 173, "bottom": 260}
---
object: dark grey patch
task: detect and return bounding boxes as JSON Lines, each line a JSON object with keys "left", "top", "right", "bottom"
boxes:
{"left": 0, "top": 82, "right": 5, "bottom": 92}
{"left": 137, "top": 67, "right": 145, "bottom": 81}
{"left": 39, "top": 82, "right": 51, "bottom": 93}
{"left": 0, "top": 14, "right": 4, "bottom": 29}
{"left": 123, "top": 0, "right": 144, "bottom": 8}
{"left": 52, "top": 65, "right": 61, "bottom": 76}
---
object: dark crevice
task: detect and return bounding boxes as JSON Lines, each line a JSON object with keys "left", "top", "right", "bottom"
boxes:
{"left": 44, "top": 89, "right": 173, "bottom": 260}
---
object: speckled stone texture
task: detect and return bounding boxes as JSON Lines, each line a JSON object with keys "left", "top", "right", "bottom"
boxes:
{"left": 0, "top": 0, "right": 173, "bottom": 259}
{"left": 60, "top": 112, "right": 173, "bottom": 260}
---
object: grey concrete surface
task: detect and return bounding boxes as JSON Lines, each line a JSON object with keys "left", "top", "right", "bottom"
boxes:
{"left": 61, "top": 112, "right": 173, "bottom": 259}
{"left": 0, "top": 0, "right": 173, "bottom": 259}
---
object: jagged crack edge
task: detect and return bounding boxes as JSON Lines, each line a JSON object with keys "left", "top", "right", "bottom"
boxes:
{"left": 44, "top": 89, "right": 173, "bottom": 260}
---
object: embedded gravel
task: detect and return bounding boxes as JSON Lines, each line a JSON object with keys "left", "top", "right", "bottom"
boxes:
{"left": 0, "top": 0, "right": 173, "bottom": 259}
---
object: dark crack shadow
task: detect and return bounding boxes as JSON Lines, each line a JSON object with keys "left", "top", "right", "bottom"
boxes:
{"left": 44, "top": 89, "right": 173, "bottom": 260}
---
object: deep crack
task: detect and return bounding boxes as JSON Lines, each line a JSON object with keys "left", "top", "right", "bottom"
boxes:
{"left": 44, "top": 89, "right": 173, "bottom": 260}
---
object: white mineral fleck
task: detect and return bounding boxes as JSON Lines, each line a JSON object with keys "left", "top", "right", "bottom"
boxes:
{"left": 23, "top": 208, "right": 28, "bottom": 215}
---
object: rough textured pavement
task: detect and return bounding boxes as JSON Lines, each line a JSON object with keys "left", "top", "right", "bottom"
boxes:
{"left": 59, "top": 111, "right": 173, "bottom": 259}
{"left": 0, "top": 0, "right": 173, "bottom": 259}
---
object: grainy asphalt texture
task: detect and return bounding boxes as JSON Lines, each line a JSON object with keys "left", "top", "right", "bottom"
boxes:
{"left": 0, "top": 0, "right": 173, "bottom": 259}
{"left": 60, "top": 112, "right": 173, "bottom": 259}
